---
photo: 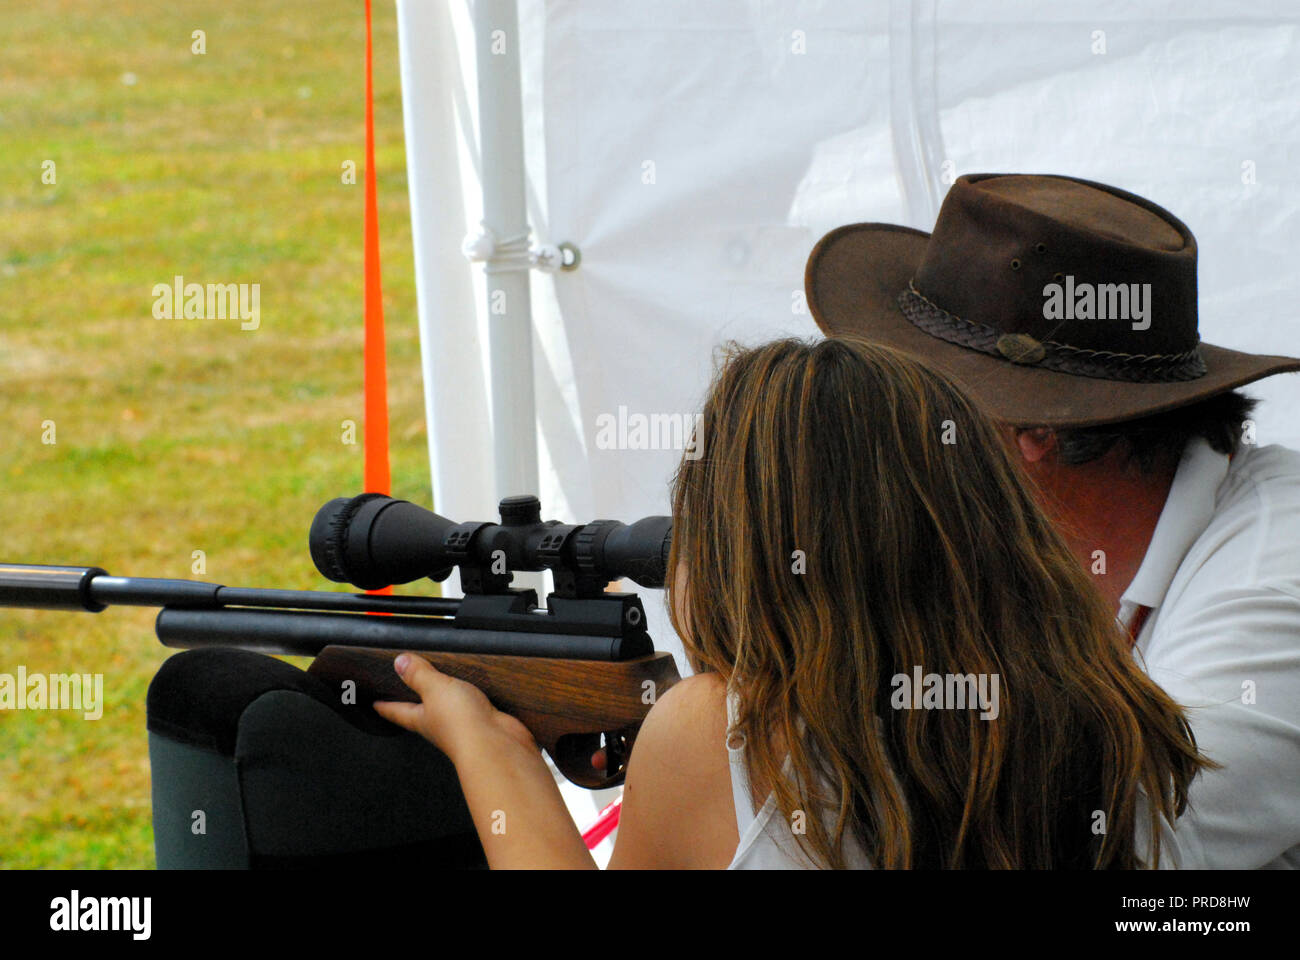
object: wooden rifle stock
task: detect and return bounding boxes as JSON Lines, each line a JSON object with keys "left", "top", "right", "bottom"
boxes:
{"left": 308, "top": 646, "right": 681, "bottom": 789}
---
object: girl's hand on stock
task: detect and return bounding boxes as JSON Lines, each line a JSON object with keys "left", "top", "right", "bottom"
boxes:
{"left": 373, "top": 653, "right": 536, "bottom": 762}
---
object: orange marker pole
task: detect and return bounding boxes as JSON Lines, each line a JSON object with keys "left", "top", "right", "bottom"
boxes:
{"left": 363, "top": 0, "right": 392, "bottom": 595}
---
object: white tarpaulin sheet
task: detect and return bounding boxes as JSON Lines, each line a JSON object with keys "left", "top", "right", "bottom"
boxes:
{"left": 399, "top": 0, "right": 1300, "bottom": 676}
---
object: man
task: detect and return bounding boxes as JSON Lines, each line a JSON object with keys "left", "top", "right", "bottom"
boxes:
{"left": 805, "top": 173, "right": 1300, "bottom": 868}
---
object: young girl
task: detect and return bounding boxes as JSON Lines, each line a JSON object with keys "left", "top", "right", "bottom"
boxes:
{"left": 376, "top": 338, "right": 1207, "bottom": 869}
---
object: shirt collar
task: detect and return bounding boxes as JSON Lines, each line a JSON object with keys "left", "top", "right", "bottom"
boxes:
{"left": 1119, "top": 436, "right": 1230, "bottom": 616}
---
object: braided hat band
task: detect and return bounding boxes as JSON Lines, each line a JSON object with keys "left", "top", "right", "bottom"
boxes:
{"left": 898, "top": 282, "right": 1208, "bottom": 384}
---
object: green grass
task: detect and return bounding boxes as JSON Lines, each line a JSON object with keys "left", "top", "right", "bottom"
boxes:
{"left": 0, "top": 0, "right": 432, "bottom": 867}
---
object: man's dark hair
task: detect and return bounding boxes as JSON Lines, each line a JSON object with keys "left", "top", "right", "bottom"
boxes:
{"left": 1051, "top": 389, "right": 1258, "bottom": 473}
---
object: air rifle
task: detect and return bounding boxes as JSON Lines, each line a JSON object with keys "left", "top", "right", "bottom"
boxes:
{"left": 0, "top": 493, "right": 680, "bottom": 788}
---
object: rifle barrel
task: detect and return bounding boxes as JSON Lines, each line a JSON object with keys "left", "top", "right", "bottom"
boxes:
{"left": 0, "top": 563, "right": 459, "bottom": 617}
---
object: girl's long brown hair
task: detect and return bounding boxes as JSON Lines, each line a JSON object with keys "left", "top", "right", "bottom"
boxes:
{"left": 668, "top": 337, "right": 1207, "bottom": 868}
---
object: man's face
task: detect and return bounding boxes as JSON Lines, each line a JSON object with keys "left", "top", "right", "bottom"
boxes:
{"left": 996, "top": 425, "right": 1080, "bottom": 527}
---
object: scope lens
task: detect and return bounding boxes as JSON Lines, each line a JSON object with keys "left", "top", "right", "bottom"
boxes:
{"left": 310, "top": 495, "right": 456, "bottom": 590}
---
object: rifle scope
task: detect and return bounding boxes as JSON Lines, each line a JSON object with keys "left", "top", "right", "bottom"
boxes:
{"left": 309, "top": 493, "right": 672, "bottom": 595}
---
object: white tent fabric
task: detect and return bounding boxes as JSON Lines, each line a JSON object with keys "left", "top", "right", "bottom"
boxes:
{"left": 396, "top": 0, "right": 1300, "bottom": 858}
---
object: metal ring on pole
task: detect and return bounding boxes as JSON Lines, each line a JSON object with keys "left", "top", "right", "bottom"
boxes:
{"left": 528, "top": 240, "right": 582, "bottom": 273}
{"left": 557, "top": 241, "right": 581, "bottom": 271}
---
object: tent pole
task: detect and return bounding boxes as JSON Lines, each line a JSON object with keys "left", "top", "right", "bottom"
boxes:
{"left": 474, "top": 0, "right": 539, "bottom": 500}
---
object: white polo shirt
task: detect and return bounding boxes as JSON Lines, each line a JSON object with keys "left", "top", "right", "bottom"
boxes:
{"left": 1119, "top": 436, "right": 1300, "bottom": 869}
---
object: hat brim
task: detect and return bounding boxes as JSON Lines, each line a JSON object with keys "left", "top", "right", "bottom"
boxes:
{"left": 805, "top": 222, "right": 1300, "bottom": 428}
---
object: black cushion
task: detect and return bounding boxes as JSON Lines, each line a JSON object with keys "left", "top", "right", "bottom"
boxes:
{"left": 146, "top": 648, "right": 485, "bottom": 869}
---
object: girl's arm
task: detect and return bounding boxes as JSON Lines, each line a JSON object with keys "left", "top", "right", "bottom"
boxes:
{"left": 376, "top": 655, "right": 735, "bottom": 868}
{"left": 374, "top": 653, "right": 596, "bottom": 869}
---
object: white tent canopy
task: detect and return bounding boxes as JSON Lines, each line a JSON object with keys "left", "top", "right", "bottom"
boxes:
{"left": 394, "top": 0, "right": 1300, "bottom": 855}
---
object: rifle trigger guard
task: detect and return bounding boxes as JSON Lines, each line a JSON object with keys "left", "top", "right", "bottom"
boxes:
{"left": 551, "top": 728, "right": 636, "bottom": 790}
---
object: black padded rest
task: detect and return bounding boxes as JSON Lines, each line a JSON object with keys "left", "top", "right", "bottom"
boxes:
{"left": 146, "top": 648, "right": 485, "bottom": 869}
{"left": 147, "top": 647, "right": 396, "bottom": 755}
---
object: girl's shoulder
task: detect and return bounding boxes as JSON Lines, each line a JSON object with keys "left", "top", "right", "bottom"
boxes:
{"left": 607, "top": 671, "right": 737, "bottom": 868}
{"left": 636, "top": 671, "right": 731, "bottom": 775}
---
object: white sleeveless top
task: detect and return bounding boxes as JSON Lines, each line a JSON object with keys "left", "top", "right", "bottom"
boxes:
{"left": 722, "top": 689, "right": 1190, "bottom": 869}
{"left": 725, "top": 689, "right": 872, "bottom": 869}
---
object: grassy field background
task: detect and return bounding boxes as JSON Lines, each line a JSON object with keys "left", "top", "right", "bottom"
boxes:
{"left": 0, "top": 0, "right": 433, "bottom": 867}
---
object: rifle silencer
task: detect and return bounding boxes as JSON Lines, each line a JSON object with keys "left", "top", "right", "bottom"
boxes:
{"left": 0, "top": 563, "right": 109, "bottom": 612}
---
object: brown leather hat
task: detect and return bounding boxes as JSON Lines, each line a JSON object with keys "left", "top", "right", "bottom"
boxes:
{"left": 805, "top": 173, "right": 1300, "bottom": 427}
